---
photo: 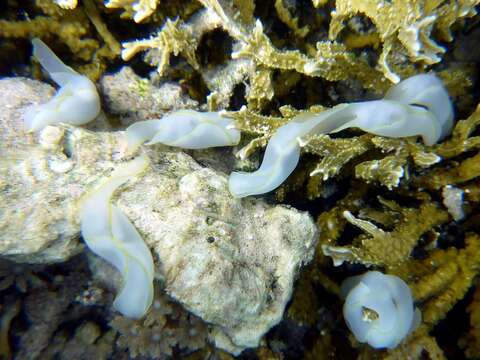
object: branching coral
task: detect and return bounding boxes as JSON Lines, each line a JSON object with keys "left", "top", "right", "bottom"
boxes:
{"left": 119, "top": 0, "right": 388, "bottom": 113}
{"left": 122, "top": 17, "right": 200, "bottom": 75}
{"left": 232, "top": 20, "right": 387, "bottom": 91}
{"left": 0, "top": 0, "right": 119, "bottom": 80}
{"left": 111, "top": 0, "right": 479, "bottom": 120}
{"left": 314, "top": 196, "right": 480, "bottom": 358}
{"left": 111, "top": 292, "right": 208, "bottom": 359}
{"left": 321, "top": 197, "right": 449, "bottom": 268}
{"left": 414, "top": 104, "right": 480, "bottom": 190}
{"left": 374, "top": 231, "right": 474, "bottom": 325}
{"left": 105, "top": 0, "right": 160, "bottom": 22}
{"left": 316, "top": 187, "right": 480, "bottom": 356}
{"left": 460, "top": 284, "right": 480, "bottom": 358}
{"left": 329, "top": 0, "right": 480, "bottom": 82}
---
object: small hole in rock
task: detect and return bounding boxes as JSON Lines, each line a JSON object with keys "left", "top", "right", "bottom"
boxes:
{"left": 62, "top": 137, "right": 73, "bottom": 159}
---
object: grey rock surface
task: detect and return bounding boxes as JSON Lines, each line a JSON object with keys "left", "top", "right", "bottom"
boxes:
{"left": 99, "top": 66, "right": 198, "bottom": 126}
{"left": 0, "top": 77, "right": 318, "bottom": 353}
{"left": 0, "top": 78, "right": 82, "bottom": 263}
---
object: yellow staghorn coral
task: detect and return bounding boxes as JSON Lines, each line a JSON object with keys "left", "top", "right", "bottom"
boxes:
{"left": 0, "top": 16, "right": 97, "bottom": 62}
{"left": 329, "top": 0, "right": 480, "bottom": 83}
{"left": 412, "top": 104, "right": 480, "bottom": 190}
{"left": 318, "top": 205, "right": 480, "bottom": 358}
{"left": 0, "top": 0, "right": 119, "bottom": 80}
{"left": 305, "top": 134, "right": 373, "bottom": 181}
{"left": 417, "top": 234, "right": 480, "bottom": 329}
{"left": 233, "top": 20, "right": 388, "bottom": 91}
{"left": 353, "top": 136, "right": 441, "bottom": 189}
{"left": 55, "top": 0, "right": 78, "bottom": 9}
{"left": 121, "top": 18, "right": 199, "bottom": 75}
{"left": 460, "top": 284, "right": 480, "bottom": 358}
{"left": 416, "top": 152, "right": 480, "bottom": 190}
{"left": 245, "top": 68, "right": 275, "bottom": 110}
{"left": 355, "top": 152, "right": 408, "bottom": 190}
{"left": 316, "top": 182, "right": 369, "bottom": 244}
{"left": 112, "top": 0, "right": 477, "bottom": 114}
{"left": 434, "top": 103, "right": 480, "bottom": 158}
{"left": 274, "top": 0, "right": 310, "bottom": 38}
{"left": 105, "top": 0, "right": 160, "bottom": 23}
{"left": 321, "top": 197, "right": 449, "bottom": 268}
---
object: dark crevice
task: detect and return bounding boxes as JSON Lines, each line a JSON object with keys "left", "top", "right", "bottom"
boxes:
{"left": 197, "top": 29, "right": 233, "bottom": 67}
{"left": 229, "top": 82, "right": 247, "bottom": 111}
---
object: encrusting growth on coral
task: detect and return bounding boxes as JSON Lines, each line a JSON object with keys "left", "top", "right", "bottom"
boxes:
{"left": 110, "top": 291, "right": 208, "bottom": 359}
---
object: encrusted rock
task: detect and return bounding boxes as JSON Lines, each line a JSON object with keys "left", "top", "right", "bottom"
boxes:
{"left": 0, "top": 78, "right": 82, "bottom": 263}
{"left": 119, "top": 165, "right": 317, "bottom": 354}
{"left": 0, "top": 77, "right": 318, "bottom": 354}
{"left": 99, "top": 66, "right": 198, "bottom": 126}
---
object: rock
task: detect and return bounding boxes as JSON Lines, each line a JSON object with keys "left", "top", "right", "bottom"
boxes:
{"left": 0, "top": 77, "right": 318, "bottom": 354}
{"left": 99, "top": 66, "right": 199, "bottom": 126}
{"left": 0, "top": 78, "right": 82, "bottom": 263}
{"left": 118, "top": 165, "right": 317, "bottom": 354}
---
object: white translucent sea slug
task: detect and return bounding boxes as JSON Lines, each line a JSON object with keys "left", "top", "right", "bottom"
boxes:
{"left": 229, "top": 73, "right": 453, "bottom": 198}
{"left": 79, "top": 155, "right": 154, "bottom": 319}
{"left": 24, "top": 38, "right": 100, "bottom": 131}
{"left": 125, "top": 109, "right": 241, "bottom": 151}
{"left": 341, "top": 271, "right": 421, "bottom": 349}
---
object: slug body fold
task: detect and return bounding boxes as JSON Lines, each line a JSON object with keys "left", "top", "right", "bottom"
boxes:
{"left": 341, "top": 271, "right": 420, "bottom": 349}
{"left": 229, "top": 74, "right": 453, "bottom": 198}
{"left": 24, "top": 38, "right": 100, "bottom": 132}
{"left": 80, "top": 155, "right": 154, "bottom": 319}
{"left": 125, "top": 110, "right": 241, "bottom": 151}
